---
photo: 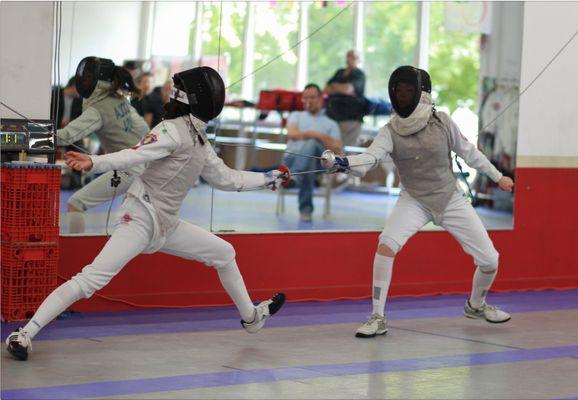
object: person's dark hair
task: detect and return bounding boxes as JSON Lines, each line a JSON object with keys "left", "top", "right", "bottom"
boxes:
{"left": 162, "top": 98, "right": 190, "bottom": 120}
{"left": 123, "top": 60, "right": 138, "bottom": 71}
{"left": 66, "top": 77, "right": 76, "bottom": 88}
{"left": 110, "top": 66, "right": 141, "bottom": 97}
{"left": 304, "top": 83, "right": 322, "bottom": 96}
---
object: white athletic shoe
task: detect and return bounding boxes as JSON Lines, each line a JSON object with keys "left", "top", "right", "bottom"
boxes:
{"left": 242, "top": 293, "right": 286, "bottom": 334}
{"left": 355, "top": 313, "right": 388, "bottom": 338}
{"left": 464, "top": 300, "right": 511, "bottom": 323}
{"left": 6, "top": 328, "right": 32, "bottom": 361}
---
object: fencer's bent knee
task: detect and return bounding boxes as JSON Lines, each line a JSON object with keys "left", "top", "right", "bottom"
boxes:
{"left": 67, "top": 196, "right": 86, "bottom": 212}
{"left": 71, "top": 265, "right": 118, "bottom": 298}
{"left": 67, "top": 203, "right": 82, "bottom": 213}
{"left": 477, "top": 251, "right": 499, "bottom": 272}
{"left": 479, "top": 262, "right": 499, "bottom": 274}
{"left": 60, "top": 280, "right": 85, "bottom": 303}
{"left": 377, "top": 243, "right": 396, "bottom": 257}
{"left": 211, "top": 242, "right": 236, "bottom": 269}
{"left": 378, "top": 236, "right": 400, "bottom": 256}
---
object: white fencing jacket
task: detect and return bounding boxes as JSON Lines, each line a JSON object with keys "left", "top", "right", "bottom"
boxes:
{"left": 90, "top": 115, "right": 266, "bottom": 239}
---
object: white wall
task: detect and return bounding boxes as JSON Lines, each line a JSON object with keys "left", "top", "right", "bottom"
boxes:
{"left": 517, "top": 2, "right": 578, "bottom": 167}
{"left": 0, "top": 2, "right": 54, "bottom": 119}
{"left": 57, "top": 1, "right": 143, "bottom": 82}
{"left": 151, "top": 2, "right": 197, "bottom": 57}
{"left": 479, "top": 2, "right": 523, "bottom": 83}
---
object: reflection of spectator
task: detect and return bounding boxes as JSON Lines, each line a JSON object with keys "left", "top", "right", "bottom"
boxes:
{"left": 51, "top": 77, "right": 83, "bottom": 129}
{"left": 57, "top": 65, "right": 149, "bottom": 234}
{"left": 123, "top": 60, "right": 140, "bottom": 81}
{"left": 51, "top": 78, "right": 84, "bottom": 189}
{"left": 283, "top": 84, "right": 342, "bottom": 222}
{"left": 143, "top": 80, "right": 173, "bottom": 127}
{"left": 131, "top": 72, "right": 154, "bottom": 117}
{"left": 324, "top": 50, "right": 367, "bottom": 146}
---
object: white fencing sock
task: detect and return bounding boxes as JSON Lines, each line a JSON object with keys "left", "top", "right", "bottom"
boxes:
{"left": 22, "top": 281, "right": 85, "bottom": 339}
{"left": 216, "top": 261, "right": 256, "bottom": 322}
{"left": 67, "top": 211, "right": 86, "bottom": 234}
{"left": 469, "top": 267, "right": 497, "bottom": 308}
{"left": 372, "top": 253, "right": 394, "bottom": 317}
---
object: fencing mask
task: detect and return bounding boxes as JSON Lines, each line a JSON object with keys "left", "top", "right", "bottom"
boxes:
{"left": 75, "top": 57, "right": 115, "bottom": 98}
{"left": 169, "top": 66, "right": 226, "bottom": 122}
{"left": 388, "top": 66, "right": 431, "bottom": 118}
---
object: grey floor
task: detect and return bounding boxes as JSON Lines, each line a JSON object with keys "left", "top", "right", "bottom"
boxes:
{"left": 2, "top": 290, "right": 577, "bottom": 399}
{"left": 59, "top": 184, "right": 514, "bottom": 235}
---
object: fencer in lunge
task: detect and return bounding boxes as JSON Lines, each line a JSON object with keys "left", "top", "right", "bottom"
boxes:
{"left": 6, "top": 66, "right": 287, "bottom": 360}
{"left": 58, "top": 57, "right": 149, "bottom": 233}
{"left": 321, "top": 66, "right": 515, "bottom": 338}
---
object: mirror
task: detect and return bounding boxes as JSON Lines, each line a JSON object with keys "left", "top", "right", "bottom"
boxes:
{"left": 55, "top": 1, "right": 520, "bottom": 236}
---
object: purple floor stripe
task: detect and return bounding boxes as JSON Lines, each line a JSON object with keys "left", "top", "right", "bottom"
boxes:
{"left": 2, "top": 290, "right": 577, "bottom": 341}
{"left": 3, "top": 345, "right": 578, "bottom": 400}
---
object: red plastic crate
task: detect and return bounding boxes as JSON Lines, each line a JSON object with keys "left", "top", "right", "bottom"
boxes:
{"left": 1, "top": 242, "right": 59, "bottom": 321}
{"left": 1, "top": 164, "right": 61, "bottom": 242}
{"left": 257, "top": 90, "right": 304, "bottom": 112}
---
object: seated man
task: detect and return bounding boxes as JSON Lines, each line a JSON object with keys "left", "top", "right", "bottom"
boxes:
{"left": 283, "top": 84, "right": 343, "bottom": 222}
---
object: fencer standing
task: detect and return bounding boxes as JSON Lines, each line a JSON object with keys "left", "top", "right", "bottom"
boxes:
{"left": 322, "top": 66, "right": 514, "bottom": 338}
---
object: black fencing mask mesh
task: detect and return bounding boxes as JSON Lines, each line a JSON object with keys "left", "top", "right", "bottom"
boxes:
{"left": 388, "top": 65, "right": 431, "bottom": 118}
{"left": 169, "top": 67, "right": 226, "bottom": 123}
{"left": 75, "top": 57, "right": 115, "bottom": 98}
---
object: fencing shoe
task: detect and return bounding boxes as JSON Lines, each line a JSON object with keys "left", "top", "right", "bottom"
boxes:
{"left": 464, "top": 300, "right": 511, "bottom": 323}
{"left": 242, "top": 293, "right": 286, "bottom": 334}
{"left": 355, "top": 313, "right": 388, "bottom": 338}
{"left": 6, "top": 328, "right": 32, "bottom": 361}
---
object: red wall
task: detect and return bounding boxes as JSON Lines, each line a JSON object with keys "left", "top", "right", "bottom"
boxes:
{"left": 58, "top": 167, "right": 578, "bottom": 312}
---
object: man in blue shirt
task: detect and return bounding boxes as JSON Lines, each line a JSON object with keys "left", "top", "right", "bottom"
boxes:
{"left": 284, "top": 84, "right": 343, "bottom": 222}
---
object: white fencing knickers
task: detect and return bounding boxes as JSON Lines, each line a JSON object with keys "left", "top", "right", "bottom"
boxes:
{"left": 70, "top": 195, "right": 237, "bottom": 298}
{"left": 379, "top": 189, "right": 499, "bottom": 270}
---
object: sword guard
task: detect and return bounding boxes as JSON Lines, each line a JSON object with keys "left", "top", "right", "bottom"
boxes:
{"left": 278, "top": 165, "right": 291, "bottom": 187}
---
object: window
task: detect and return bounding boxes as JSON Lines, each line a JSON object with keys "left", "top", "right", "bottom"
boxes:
{"left": 199, "top": 2, "right": 247, "bottom": 97}
{"left": 364, "top": 2, "right": 418, "bottom": 98}
{"left": 307, "top": 2, "right": 354, "bottom": 90}
{"left": 151, "top": 2, "right": 196, "bottom": 57}
{"left": 252, "top": 2, "right": 299, "bottom": 96}
{"left": 428, "top": 2, "right": 481, "bottom": 112}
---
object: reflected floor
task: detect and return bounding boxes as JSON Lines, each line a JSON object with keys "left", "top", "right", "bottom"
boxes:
{"left": 59, "top": 184, "right": 513, "bottom": 235}
{"left": 2, "top": 290, "right": 577, "bottom": 399}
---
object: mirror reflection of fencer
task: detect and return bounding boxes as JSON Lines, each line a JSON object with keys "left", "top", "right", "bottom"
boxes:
{"left": 321, "top": 66, "right": 515, "bottom": 338}
{"left": 6, "top": 66, "right": 288, "bottom": 361}
{"left": 58, "top": 57, "right": 149, "bottom": 234}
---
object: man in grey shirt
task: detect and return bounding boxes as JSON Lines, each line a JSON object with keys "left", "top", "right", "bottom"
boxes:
{"left": 284, "top": 84, "right": 342, "bottom": 222}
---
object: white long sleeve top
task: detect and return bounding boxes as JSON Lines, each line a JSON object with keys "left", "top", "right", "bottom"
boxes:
{"left": 348, "top": 114, "right": 502, "bottom": 183}
{"left": 90, "top": 115, "right": 266, "bottom": 235}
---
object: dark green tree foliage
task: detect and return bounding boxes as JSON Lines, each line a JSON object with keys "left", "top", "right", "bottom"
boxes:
{"left": 428, "top": 3, "right": 480, "bottom": 112}
{"left": 189, "top": 2, "right": 480, "bottom": 109}
{"left": 253, "top": 3, "right": 298, "bottom": 95}
{"left": 191, "top": 2, "right": 247, "bottom": 97}
{"left": 364, "top": 2, "right": 418, "bottom": 98}
{"left": 307, "top": 2, "right": 354, "bottom": 90}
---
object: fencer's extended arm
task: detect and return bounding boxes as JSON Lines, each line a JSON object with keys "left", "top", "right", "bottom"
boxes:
{"left": 56, "top": 107, "right": 103, "bottom": 145}
{"left": 448, "top": 118, "right": 502, "bottom": 182}
{"left": 90, "top": 130, "right": 178, "bottom": 174}
{"left": 200, "top": 145, "right": 266, "bottom": 191}
{"left": 345, "top": 126, "right": 393, "bottom": 177}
